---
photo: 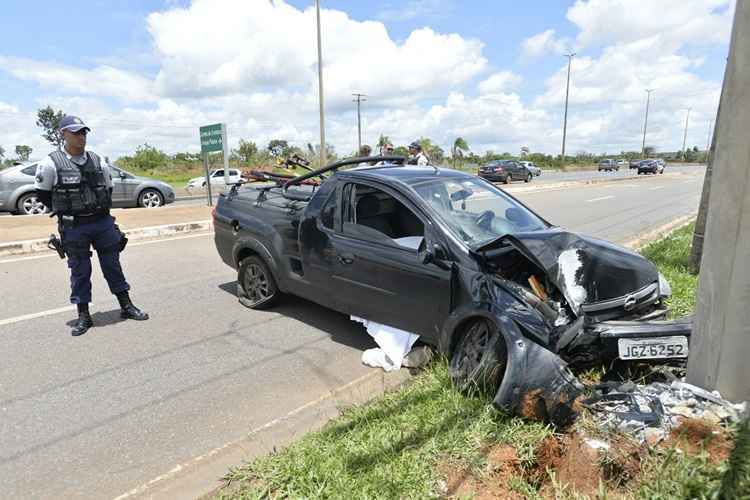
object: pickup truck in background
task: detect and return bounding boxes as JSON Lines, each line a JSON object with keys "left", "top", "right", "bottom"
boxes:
{"left": 212, "top": 156, "right": 691, "bottom": 425}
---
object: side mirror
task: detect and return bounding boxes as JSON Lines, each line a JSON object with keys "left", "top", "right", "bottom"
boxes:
{"left": 419, "top": 240, "right": 450, "bottom": 270}
{"left": 119, "top": 171, "right": 127, "bottom": 179}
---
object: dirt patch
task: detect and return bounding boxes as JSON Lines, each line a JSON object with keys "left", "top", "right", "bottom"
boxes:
{"left": 533, "top": 435, "right": 602, "bottom": 497}
{"left": 519, "top": 389, "right": 546, "bottom": 421}
{"left": 668, "top": 418, "right": 733, "bottom": 464}
{"left": 438, "top": 444, "right": 524, "bottom": 499}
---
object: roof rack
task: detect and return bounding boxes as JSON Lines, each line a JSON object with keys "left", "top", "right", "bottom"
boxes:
{"left": 283, "top": 155, "right": 407, "bottom": 190}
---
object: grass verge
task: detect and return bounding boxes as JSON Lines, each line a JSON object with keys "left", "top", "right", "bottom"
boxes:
{"left": 214, "top": 220, "right": 743, "bottom": 499}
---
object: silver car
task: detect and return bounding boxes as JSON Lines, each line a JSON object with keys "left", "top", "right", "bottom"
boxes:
{"left": 0, "top": 162, "right": 176, "bottom": 215}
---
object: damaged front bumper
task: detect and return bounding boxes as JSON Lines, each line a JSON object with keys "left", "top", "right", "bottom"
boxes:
{"left": 489, "top": 314, "right": 692, "bottom": 428}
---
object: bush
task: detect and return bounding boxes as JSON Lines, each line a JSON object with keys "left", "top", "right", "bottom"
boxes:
{"left": 119, "top": 144, "right": 169, "bottom": 172}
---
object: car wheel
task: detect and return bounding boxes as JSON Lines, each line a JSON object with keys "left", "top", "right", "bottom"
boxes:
{"left": 525, "top": 173, "right": 532, "bottom": 183}
{"left": 138, "top": 188, "right": 164, "bottom": 208}
{"left": 238, "top": 255, "right": 279, "bottom": 309}
{"left": 17, "top": 193, "right": 49, "bottom": 215}
{"left": 449, "top": 318, "right": 507, "bottom": 396}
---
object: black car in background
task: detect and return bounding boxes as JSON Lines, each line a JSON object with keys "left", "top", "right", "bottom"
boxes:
{"left": 478, "top": 160, "right": 532, "bottom": 184}
{"left": 637, "top": 159, "right": 664, "bottom": 175}
{"left": 629, "top": 159, "right": 642, "bottom": 169}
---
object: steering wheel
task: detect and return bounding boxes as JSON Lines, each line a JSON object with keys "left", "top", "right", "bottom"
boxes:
{"left": 475, "top": 210, "right": 495, "bottom": 231}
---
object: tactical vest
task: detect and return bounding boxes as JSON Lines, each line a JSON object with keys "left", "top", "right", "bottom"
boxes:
{"left": 49, "top": 151, "right": 112, "bottom": 216}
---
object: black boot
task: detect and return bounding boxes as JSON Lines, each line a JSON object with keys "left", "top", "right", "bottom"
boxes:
{"left": 72, "top": 304, "right": 93, "bottom": 336}
{"left": 116, "top": 291, "right": 149, "bottom": 321}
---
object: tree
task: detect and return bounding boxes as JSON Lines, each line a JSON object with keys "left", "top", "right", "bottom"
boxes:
{"left": 119, "top": 143, "right": 168, "bottom": 171}
{"left": 15, "top": 145, "right": 32, "bottom": 161}
{"left": 418, "top": 137, "right": 444, "bottom": 164}
{"left": 237, "top": 139, "right": 258, "bottom": 163}
{"left": 0, "top": 145, "right": 5, "bottom": 160}
{"left": 376, "top": 134, "right": 392, "bottom": 149}
{"left": 267, "top": 139, "right": 290, "bottom": 157}
{"left": 452, "top": 137, "right": 469, "bottom": 167}
{"left": 36, "top": 106, "right": 65, "bottom": 149}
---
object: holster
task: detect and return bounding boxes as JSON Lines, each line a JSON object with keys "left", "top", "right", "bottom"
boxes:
{"left": 48, "top": 234, "right": 66, "bottom": 259}
{"left": 115, "top": 224, "right": 128, "bottom": 252}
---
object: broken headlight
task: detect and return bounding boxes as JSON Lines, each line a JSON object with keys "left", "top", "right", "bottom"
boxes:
{"left": 658, "top": 272, "right": 672, "bottom": 298}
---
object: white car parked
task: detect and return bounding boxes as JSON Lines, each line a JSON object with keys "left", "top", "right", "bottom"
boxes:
{"left": 186, "top": 169, "right": 243, "bottom": 191}
{"left": 518, "top": 161, "right": 542, "bottom": 176}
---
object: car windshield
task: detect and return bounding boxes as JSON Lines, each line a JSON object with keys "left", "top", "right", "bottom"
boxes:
{"left": 410, "top": 176, "right": 548, "bottom": 248}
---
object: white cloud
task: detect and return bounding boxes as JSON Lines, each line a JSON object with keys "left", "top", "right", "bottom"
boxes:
{"left": 568, "top": 0, "right": 735, "bottom": 49}
{"left": 0, "top": 56, "right": 155, "bottom": 102}
{"left": 478, "top": 71, "right": 523, "bottom": 94}
{"left": 147, "top": 0, "right": 486, "bottom": 107}
{"left": 521, "top": 29, "right": 571, "bottom": 59}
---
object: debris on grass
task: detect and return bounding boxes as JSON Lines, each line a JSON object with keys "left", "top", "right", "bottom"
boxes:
{"left": 582, "top": 376, "right": 747, "bottom": 443}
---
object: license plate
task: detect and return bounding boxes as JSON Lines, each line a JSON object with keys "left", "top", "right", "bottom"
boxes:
{"left": 618, "top": 336, "right": 688, "bottom": 360}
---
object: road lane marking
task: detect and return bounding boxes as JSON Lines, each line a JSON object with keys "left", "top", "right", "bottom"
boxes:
{"left": 0, "top": 232, "right": 212, "bottom": 265}
{"left": 585, "top": 195, "right": 615, "bottom": 202}
{"left": 0, "top": 304, "right": 85, "bottom": 327}
{"left": 649, "top": 186, "right": 666, "bottom": 191}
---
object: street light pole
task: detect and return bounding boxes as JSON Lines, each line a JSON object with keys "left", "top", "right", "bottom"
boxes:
{"left": 561, "top": 53, "right": 575, "bottom": 162}
{"left": 352, "top": 93, "right": 367, "bottom": 151}
{"left": 682, "top": 107, "right": 692, "bottom": 155}
{"left": 642, "top": 89, "right": 654, "bottom": 155}
{"left": 315, "top": 0, "right": 326, "bottom": 166}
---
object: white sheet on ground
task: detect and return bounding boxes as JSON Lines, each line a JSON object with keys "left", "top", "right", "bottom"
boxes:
{"left": 352, "top": 316, "right": 420, "bottom": 371}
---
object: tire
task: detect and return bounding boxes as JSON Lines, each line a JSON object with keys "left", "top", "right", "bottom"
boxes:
{"left": 238, "top": 255, "right": 280, "bottom": 309}
{"left": 525, "top": 173, "right": 532, "bottom": 183}
{"left": 16, "top": 192, "right": 49, "bottom": 215}
{"left": 138, "top": 188, "right": 164, "bottom": 208}
{"left": 449, "top": 318, "right": 507, "bottom": 396}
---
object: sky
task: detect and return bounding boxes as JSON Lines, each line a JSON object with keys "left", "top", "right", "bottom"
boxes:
{"left": 0, "top": 0, "right": 734, "bottom": 161}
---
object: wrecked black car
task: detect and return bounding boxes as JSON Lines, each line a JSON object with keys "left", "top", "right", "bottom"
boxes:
{"left": 213, "top": 156, "right": 691, "bottom": 425}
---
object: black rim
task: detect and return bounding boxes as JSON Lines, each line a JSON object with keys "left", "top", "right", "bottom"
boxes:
{"left": 243, "top": 263, "right": 272, "bottom": 304}
{"left": 454, "top": 320, "right": 491, "bottom": 382}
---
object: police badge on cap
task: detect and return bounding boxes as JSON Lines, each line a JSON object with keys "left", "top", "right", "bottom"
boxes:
{"left": 59, "top": 115, "right": 91, "bottom": 133}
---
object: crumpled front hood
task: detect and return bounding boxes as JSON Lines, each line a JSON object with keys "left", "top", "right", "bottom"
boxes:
{"left": 490, "top": 229, "right": 658, "bottom": 312}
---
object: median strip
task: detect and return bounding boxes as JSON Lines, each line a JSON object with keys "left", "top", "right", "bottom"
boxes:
{"left": 0, "top": 220, "right": 212, "bottom": 258}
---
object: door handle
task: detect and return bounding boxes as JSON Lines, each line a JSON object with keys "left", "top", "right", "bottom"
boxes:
{"left": 337, "top": 253, "right": 355, "bottom": 265}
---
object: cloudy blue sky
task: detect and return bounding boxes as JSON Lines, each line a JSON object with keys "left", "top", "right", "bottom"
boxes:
{"left": 0, "top": 0, "right": 734, "bottom": 160}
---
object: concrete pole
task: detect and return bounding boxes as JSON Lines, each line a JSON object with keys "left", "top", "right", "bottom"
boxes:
{"left": 352, "top": 93, "right": 367, "bottom": 152}
{"left": 642, "top": 89, "right": 654, "bottom": 155}
{"left": 687, "top": 2, "right": 750, "bottom": 403}
{"left": 561, "top": 53, "right": 575, "bottom": 161}
{"left": 315, "top": 0, "right": 326, "bottom": 167}
{"left": 682, "top": 108, "right": 691, "bottom": 156}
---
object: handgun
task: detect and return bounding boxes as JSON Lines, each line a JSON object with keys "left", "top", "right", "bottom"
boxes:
{"left": 48, "top": 234, "right": 66, "bottom": 259}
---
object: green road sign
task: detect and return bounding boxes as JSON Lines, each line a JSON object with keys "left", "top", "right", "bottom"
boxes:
{"left": 200, "top": 123, "right": 223, "bottom": 153}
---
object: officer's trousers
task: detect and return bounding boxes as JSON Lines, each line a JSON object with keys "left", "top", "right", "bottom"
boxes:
{"left": 60, "top": 214, "right": 130, "bottom": 304}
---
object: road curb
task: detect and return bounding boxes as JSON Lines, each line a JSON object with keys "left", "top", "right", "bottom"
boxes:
{"left": 114, "top": 368, "right": 414, "bottom": 500}
{"left": 0, "top": 220, "right": 213, "bottom": 257}
{"left": 623, "top": 213, "right": 698, "bottom": 250}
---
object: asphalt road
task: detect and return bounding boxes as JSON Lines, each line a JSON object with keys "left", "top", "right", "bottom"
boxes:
{"left": 0, "top": 167, "right": 705, "bottom": 499}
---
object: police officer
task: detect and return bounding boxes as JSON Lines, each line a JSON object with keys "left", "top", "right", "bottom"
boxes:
{"left": 34, "top": 115, "right": 149, "bottom": 336}
{"left": 407, "top": 141, "right": 429, "bottom": 166}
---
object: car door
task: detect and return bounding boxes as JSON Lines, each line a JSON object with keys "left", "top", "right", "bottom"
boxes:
{"left": 317, "top": 180, "right": 452, "bottom": 337}
{"left": 109, "top": 166, "right": 128, "bottom": 204}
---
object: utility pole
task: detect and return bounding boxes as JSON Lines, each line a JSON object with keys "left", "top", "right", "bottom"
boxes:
{"left": 561, "top": 53, "right": 575, "bottom": 162}
{"left": 642, "top": 88, "right": 654, "bottom": 155}
{"left": 687, "top": 2, "right": 750, "bottom": 402}
{"left": 315, "top": 0, "right": 326, "bottom": 166}
{"left": 706, "top": 119, "right": 713, "bottom": 161}
{"left": 352, "top": 93, "right": 367, "bottom": 151}
{"left": 682, "top": 108, "right": 692, "bottom": 155}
